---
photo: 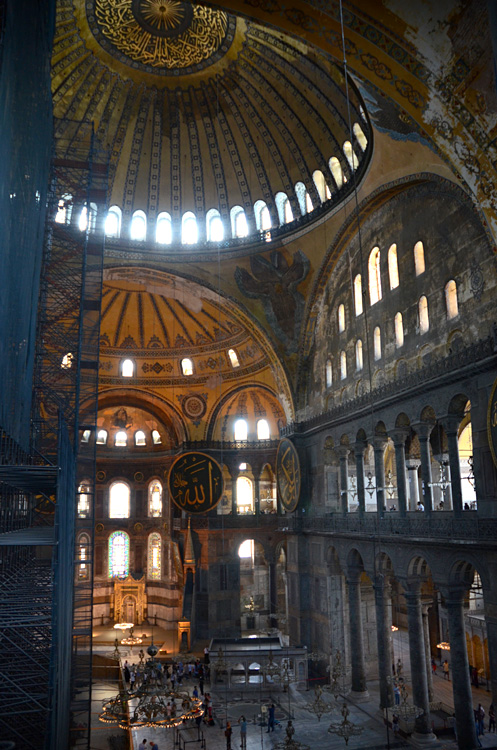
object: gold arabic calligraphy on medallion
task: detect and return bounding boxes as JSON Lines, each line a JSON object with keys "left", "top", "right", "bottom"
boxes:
{"left": 168, "top": 452, "right": 224, "bottom": 514}
{"left": 276, "top": 438, "right": 301, "bottom": 513}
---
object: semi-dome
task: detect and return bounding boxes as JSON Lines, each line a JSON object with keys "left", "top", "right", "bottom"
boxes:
{"left": 53, "top": 0, "right": 372, "bottom": 248}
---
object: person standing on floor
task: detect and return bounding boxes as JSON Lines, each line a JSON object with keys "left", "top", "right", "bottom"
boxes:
{"left": 477, "top": 703, "right": 485, "bottom": 735}
{"left": 443, "top": 659, "right": 450, "bottom": 680}
{"left": 239, "top": 715, "right": 247, "bottom": 749}
{"left": 225, "top": 721, "right": 232, "bottom": 750}
{"left": 267, "top": 704, "right": 275, "bottom": 732}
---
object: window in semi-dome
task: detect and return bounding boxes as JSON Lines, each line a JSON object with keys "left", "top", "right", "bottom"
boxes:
{"left": 354, "top": 274, "right": 363, "bottom": 316}
{"left": 96, "top": 429, "right": 107, "bottom": 445}
{"left": 368, "top": 246, "right": 382, "bottom": 305}
{"left": 353, "top": 122, "right": 368, "bottom": 151}
{"left": 356, "top": 339, "right": 363, "bottom": 371}
{"left": 326, "top": 358, "right": 333, "bottom": 387}
{"left": 148, "top": 533, "right": 161, "bottom": 579}
{"left": 257, "top": 419, "right": 270, "bottom": 440}
{"left": 77, "top": 483, "right": 90, "bottom": 518}
{"left": 105, "top": 206, "right": 122, "bottom": 237}
{"left": 109, "top": 482, "right": 130, "bottom": 518}
{"left": 445, "top": 279, "right": 459, "bottom": 319}
{"left": 206, "top": 208, "right": 224, "bottom": 242}
{"left": 121, "top": 358, "right": 134, "bottom": 377}
{"left": 78, "top": 533, "right": 90, "bottom": 580}
{"left": 343, "top": 141, "right": 359, "bottom": 170}
{"left": 388, "top": 244, "right": 399, "bottom": 290}
{"left": 108, "top": 531, "right": 129, "bottom": 578}
{"left": 329, "top": 157, "right": 345, "bottom": 188}
{"left": 294, "top": 182, "right": 307, "bottom": 215}
{"left": 130, "top": 209, "right": 147, "bottom": 241}
{"left": 340, "top": 351, "right": 347, "bottom": 380}
{"left": 236, "top": 476, "right": 253, "bottom": 513}
{"left": 115, "top": 430, "right": 127, "bottom": 447}
{"left": 254, "top": 200, "right": 271, "bottom": 231}
{"left": 374, "top": 326, "right": 382, "bottom": 360}
{"left": 419, "top": 295, "right": 429, "bottom": 333}
{"left": 312, "top": 170, "right": 331, "bottom": 202}
{"left": 414, "top": 241, "right": 425, "bottom": 276}
{"left": 338, "top": 303, "right": 346, "bottom": 333}
{"left": 182, "top": 212, "right": 198, "bottom": 244}
{"left": 234, "top": 418, "right": 248, "bottom": 441}
{"left": 135, "top": 430, "right": 146, "bottom": 446}
{"left": 149, "top": 480, "right": 162, "bottom": 517}
{"left": 284, "top": 197, "right": 294, "bottom": 224}
{"left": 228, "top": 348, "right": 240, "bottom": 368}
{"left": 231, "top": 206, "right": 248, "bottom": 238}
{"left": 395, "top": 312, "right": 404, "bottom": 348}
{"left": 156, "top": 212, "right": 172, "bottom": 244}
{"left": 181, "top": 358, "right": 193, "bottom": 376}
{"left": 275, "top": 192, "right": 291, "bottom": 225}
{"left": 152, "top": 429, "right": 162, "bottom": 445}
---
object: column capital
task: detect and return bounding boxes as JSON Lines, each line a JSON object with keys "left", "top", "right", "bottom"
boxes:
{"left": 391, "top": 427, "right": 410, "bottom": 445}
{"left": 440, "top": 414, "right": 461, "bottom": 435}
{"left": 346, "top": 565, "right": 363, "bottom": 584}
{"left": 337, "top": 445, "right": 350, "bottom": 459}
{"left": 412, "top": 421, "right": 435, "bottom": 439}
{"left": 371, "top": 435, "right": 388, "bottom": 450}
{"left": 437, "top": 584, "right": 467, "bottom": 603}
{"left": 405, "top": 458, "right": 421, "bottom": 469}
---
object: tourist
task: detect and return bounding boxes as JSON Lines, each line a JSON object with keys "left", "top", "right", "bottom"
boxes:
{"left": 225, "top": 721, "right": 232, "bottom": 749}
{"left": 443, "top": 659, "right": 450, "bottom": 681}
{"left": 267, "top": 704, "right": 275, "bottom": 732}
{"left": 239, "top": 715, "right": 247, "bottom": 749}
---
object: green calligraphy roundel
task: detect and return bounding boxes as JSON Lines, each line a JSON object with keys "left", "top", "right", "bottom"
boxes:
{"left": 276, "top": 438, "right": 301, "bottom": 513}
{"left": 168, "top": 452, "right": 224, "bottom": 513}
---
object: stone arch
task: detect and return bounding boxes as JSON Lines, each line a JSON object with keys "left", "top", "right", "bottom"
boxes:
{"left": 419, "top": 405, "right": 437, "bottom": 424}
{"left": 395, "top": 412, "right": 410, "bottom": 429}
{"left": 448, "top": 392, "right": 471, "bottom": 418}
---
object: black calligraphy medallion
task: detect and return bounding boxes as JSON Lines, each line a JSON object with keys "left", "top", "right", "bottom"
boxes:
{"left": 276, "top": 438, "right": 301, "bottom": 513}
{"left": 168, "top": 452, "right": 224, "bottom": 513}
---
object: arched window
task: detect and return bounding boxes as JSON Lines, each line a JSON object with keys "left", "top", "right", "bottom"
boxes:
{"left": 109, "top": 482, "right": 130, "bottom": 518}
{"left": 78, "top": 205, "right": 89, "bottom": 232}
{"left": 181, "top": 357, "right": 193, "bottom": 376}
{"left": 149, "top": 480, "right": 162, "bottom": 517}
{"left": 338, "top": 303, "right": 346, "bottom": 333}
{"left": 152, "top": 429, "right": 162, "bottom": 445}
{"left": 77, "top": 482, "right": 90, "bottom": 518}
{"left": 329, "top": 157, "right": 345, "bottom": 188}
{"left": 354, "top": 274, "right": 363, "bottom": 316}
{"left": 394, "top": 312, "right": 404, "bottom": 348}
{"left": 254, "top": 200, "right": 271, "bottom": 231}
{"left": 294, "top": 182, "right": 308, "bottom": 215}
{"left": 239, "top": 539, "right": 254, "bottom": 559}
{"left": 305, "top": 191, "right": 314, "bottom": 213}
{"left": 284, "top": 197, "right": 294, "bottom": 224}
{"left": 374, "top": 326, "right": 382, "bottom": 361}
{"left": 257, "top": 419, "right": 270, "bottom": 440}
{"left": 419, "top": 295, "right": 429, "bottom": 333}
{"left": 236, "top": 476, "right": 254, "bottom": 513}
{"left": 368, "top": 246, "right": 382, "bottom": 305}
{"left": 312, "top": 170, "right": 331, "bottom": 203}
{"left": 445, "top": 279, "right": 459, "bottom": 319}
{"left": 55, "top": 194, "right": 72, "bottom": 224}
{"left": 234, "top": 418, "right": 248, "bottom": 441}
{"left": 148, "top": 533, "right": 161, "bottom": 579}
{"left": 156, "top": 212, "right": 172, "bottom": 244}
{"left": 182, "top": 211, "right": 198, "bottom": 244}
{"left": 135, "top": 430, "right": 146, "bottom": 446}
{"left": 130, "top": 210, "right": 147, "bottom": 241}
{"left": 78, "top": 533, "right": 90, "bottom": 580}
{"left": 326, "top": 358, "right": 333, "bottom": 387}
{"left": 121, "top": 358, "right": 134, "bottom": 377}
{"left": 355, "top": 339, "right": 363, "bottom": 371}
{"left": 81, "top": 429, "right": 90, "bottom": 443}
{"left": 414, "top": 240, "right": 425, "bottom": 276}
{"left": 340, "top": 351, "right": 347, "bottom": 380}
{"left": 115, "top": 430, "right": 127, "bottom": 447}
{"left": 228, "top": 348, "right": 240, "bottom": 368}
{"left": 343, "top": 141, "right": 359, "bottom": 170}
{"left": 96, "top": 429, "right": 107, "bottom": 445}
{"left": 353, "top": 122, "right": 368, "bottom": 151}
{"left": 206, "top": 208, "right": 224, "bottom": 242}
{"left": 275, "top": 192, "right": 293, "bottom": 225}
{"left": 387, "top": 243, "right": 399, "bottom": 290}
{"left": 108, "top": 531, "right": 129, "bottom": 578}
{"left": 231, "top": 206, "right": 248, "bottom": 238}
{"left": 105, "top": 205, "right": 122, "bottom": 237}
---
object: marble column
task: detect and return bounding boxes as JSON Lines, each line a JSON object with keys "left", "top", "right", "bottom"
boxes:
{"left": 347, "top": 570, "right": 369, "bottom": 699}
{"left": 374, "top": 576, "right": 394, "bottom": 708}
{"left": 373, "top": 436, "right": 387, "bottom": 518}
{"left": 354, "top": 441, "right": 366, "bottom": 515}
{"left": 421, "top": 600, "right": 434, "bottom": 701}
{"left": 415, "top": 423, "right": 434, "bottom": 514}
{"left": 254, "top": 474, "right": 261, "bottom": 516}
{"left": 442, "top": 586, "right": 478, "bottom": 749}
{"left": 338, "top": 446, "right": 350, "bottom": 514}
{"left": 404, "top": 584, "right": 438, "bottom": 744}
{"left": 392, "top": 429, "right": 409, "bottom": 517}
{"left": 406, "top": 459, "right": 421, "bottom": 511}
{"left": 445, "top": 418, "right": 463, "bottom": 516}
{"left": 231, "top": 472, "right": 238, "bottom": 515}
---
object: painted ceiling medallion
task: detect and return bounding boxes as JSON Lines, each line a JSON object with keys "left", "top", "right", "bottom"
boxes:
{"left": 93, "top": 0, "right": 229, "bottom": 70}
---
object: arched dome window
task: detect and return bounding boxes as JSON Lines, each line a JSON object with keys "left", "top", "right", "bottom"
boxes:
{"left": 78, "top": 202, "right": 96, "bottom": 232}
{"left": 305, "top": 191, "right": 314, "bottom": 213}
{"left": 105, "top": 205, "right": 122, "bottom": 237}
{"left": 228, "top": 348, "right": 240, "bottom": 368}
{"left": 115, "top": 430, "right": 127, "bottom": 447}
{"left": 230, "top": 206, "right": 248, "bottom": 238}
{"left": 368, "top": 246, "right": 382, "bottom": 305}
{"left": 148, "top": 532, "right": 161, "bottom": 579}
{"left": 326, "top": 358, "right": 333, "bottom": 387}
{"left": 130, "top": 209, "right": 147, "bottom": 241}
{"left": 181, "top": 357, "right": 193, "bottom": 376}
{"left": 388, "top": 244, "right": 399, "bottom": 289}
{"left": 135, "top": 430, "right": 146, "bottom": 446}
{"left": 338, "top": 303, "right": 346, "bottom": 333}
{"left": 181, "top": 211, "right": 198, "bottom": 244}
{"left": 206, "top": 208, "right": 224, "bottom": 242}
{"left": 354, "top": 274, "right": 363, "bottom": 316}
{"left": 329, "top": 157, "right": 345, "bottom": 188}
{"left": 152, "top": 429, "right": 162, "bottom": 445}
{"left": 414, "top": 240, "right": 425, "bottom": 276}
{"left": 343, "top": 141, "right": 359, "bottom": 170}
{"left": 445, "top": 280, "right": 459, "bottom": 319}
{"left": 353, "top": 122, "right": 368, "bottom": 151}
{"left": 156, "top": 212, "right": 172, "bottom": 244}
{"left": 108, "top": 531, "right": 129, "bottom": 578}
{"left": 374, "top": 326, "right": 382, "bottom": 360}
{"left": 254, "top": 200, "right": 271, "bottom": 231}
{"left": 121, "top": 358, "right": 134, "bottom": 377}
{"left": 312, "top": 170, "right": 331, "bottom": 202}
{"left": 234, "top": 418, "right": 248, "bottom": 441}
{"left": 355, "top": 339, "right": 363, "bottom": 371}
{"left": 395, "top": 312, "right": 404, "bottom": 348}
{"left": 340, "top": 351, "right": 347, "bottom": 380}
{"left": 109, "top": 481, "right": 130, "bottom": 518}
{"left": 419, "top": 295, "right": 429, "bottom": 333}
{"left": 81, "top": 429, "right": 90, "bottom": 443}
{"left": 96, "top": 429, "right": 107, "bottom": 445}
{"left": 148, "top": 480, "right": 162, "bottom": 517}
{"left": 236, "top": 476, "right": 253, "bottom": 513}
{"left": 294, "top": 182, "right": 308, "bottom": 216}
{"left": 275, "top": 192, "right": 293, "bottom": 225}
{"left": 257, "top": 419, "right": 270, "bottom": 440}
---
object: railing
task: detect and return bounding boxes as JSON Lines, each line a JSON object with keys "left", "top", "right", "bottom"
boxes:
{"left": 190, "top": 515, "right": 280, "bottom": 530}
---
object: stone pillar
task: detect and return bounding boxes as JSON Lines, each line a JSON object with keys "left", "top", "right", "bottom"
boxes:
{"left": 421, "top": 600, "right": 434, "bottom": 701}
{"left": 373, "top": 437, "right": 387, "bottom": 517}
{"left": 415, "top": 423, "right": 434, "bottom": 514}
{"left": 392, "top": 429, "right": 409, "bottom": 518}
{"left": 338, "top": 446, "right": 350, "bottom": 514}
{"left": 268, "top": 555, "right": 278, "bottom": 626}
{"left": 444, "top": 418, "right": 463, "bottom": 517}
{"left": 231, "top": 472, "right": 238, "bottom": 515}
{"left": 254, "top": 473, "right": 261, "bottom": 516}
{"left": 354, "top": 441, "right": 366, "bottom": 515}
{"left": 406, "top": 459, "right": 421, "bottom": 511}
{"left": 347, "top": 569, "right": 369, "bottom": 700}
{"left": 404, "top": 583, "right": 438, "bottom": 744}
{"left": 374, "top": 576, "right": 394, "bottom": 708}
{"left": 442, "top": 586, "right": 478, "bottom": 749}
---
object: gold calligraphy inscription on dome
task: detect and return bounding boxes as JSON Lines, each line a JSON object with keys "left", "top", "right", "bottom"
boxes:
{"left": 94, "top": 0, "right": 228, "bottom": 69}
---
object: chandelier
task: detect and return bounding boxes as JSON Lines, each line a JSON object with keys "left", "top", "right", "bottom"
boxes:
{"left": 328, "top": 703, "right": 364, "bottom": 745}
{"left": 394, "top": 680, "right": 423, "bottom": 721}
{"left": 272, "top": 720, "right": 311, "bottom": 750}
{"left": 326, "top": 649, "right": 346, "bottom": 700}
{"left": 436, "top": 641, "right": 450, "bottom": 651}
{"left": 304, "top": 685, "right": 333, "bottom": 721}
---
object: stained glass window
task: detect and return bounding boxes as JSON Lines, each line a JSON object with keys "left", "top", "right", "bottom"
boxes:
{"left": 149, "top": 480, "right": 162, "bottom": 517}
{"left": 148, "top": 533, "right": 161, "bottom": 579}
{"left": 109, "top": 531, "right": 129, "bottom": 578}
